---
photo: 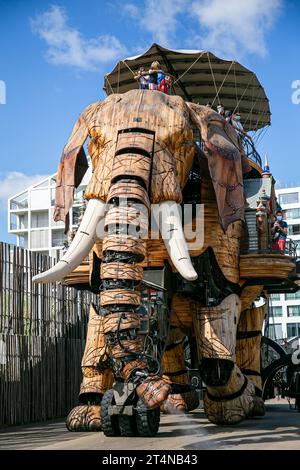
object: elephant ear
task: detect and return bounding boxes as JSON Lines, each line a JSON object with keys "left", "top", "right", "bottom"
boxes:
{"left": 186, "top": 102, "right": 250, "bottom": 231}
{"left": 54, "top": 102, "right": 100, "bottom": 233}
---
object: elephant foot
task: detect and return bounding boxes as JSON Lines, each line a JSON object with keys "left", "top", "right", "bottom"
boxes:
{"left": 136, "top": 375, "right": 172, "bottom": 409}
{"left": 204, "top": 378, "right": 255, "bottom": 425}
{"left": 66, "top": 404, "right": 101, "bottom": 431}
{"left": 161, "top": 394, "right": 187, "bottom": 414}
{"left": 247, "top": 396, "right": 265, "bottom": 418}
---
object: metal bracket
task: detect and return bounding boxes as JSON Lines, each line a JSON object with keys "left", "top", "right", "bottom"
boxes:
{"left": 108, "top": 405, "right": 134, "bottom": 416}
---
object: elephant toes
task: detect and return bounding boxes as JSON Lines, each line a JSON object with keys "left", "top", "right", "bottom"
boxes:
{"left": 204, "top": 379, "right": 255, "bottom": 425}
{"left": 136, "top": 375, "right": 171, "bottom": 409}
{"left": 161, "top": 390, "right": 200, "bottom": 414}
{"left": 66, "top": 404, "right": 101, "bottom": 431}
{"left": 161, "top": 394, "right": 187, "bottom": 414}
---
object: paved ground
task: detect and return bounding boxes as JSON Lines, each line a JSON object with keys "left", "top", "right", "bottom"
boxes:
{"left": 0, "top": 399, "right": 299, "bottom": 450}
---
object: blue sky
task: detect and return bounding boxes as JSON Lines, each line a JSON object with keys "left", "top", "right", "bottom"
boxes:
{"left": 0, "top": 0, "right": 299, "bottom": 243}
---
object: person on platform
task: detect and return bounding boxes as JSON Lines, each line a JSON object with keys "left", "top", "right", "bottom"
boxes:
{"left": 225, "top": 110, "right": 233, "bottom": 121}
{"left": 134, "top": 67, "right": 149, "bottom": 90}
{"left": 217, "top": 104, "right": 225, "bottom": 116}
{"left": 271, "top": 210, "right": 288, "bottom": 252}
{"left": 148, "top": 61, "right": 164, "bottom": 90}
{"left": 230, "top": 112, "right": 253, "bottom": 142}
{"left": 158, "top": 74, "right": 172, "bottom": 94}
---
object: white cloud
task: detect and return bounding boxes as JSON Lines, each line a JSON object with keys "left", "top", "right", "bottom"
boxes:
{"left": 191, "top": 0, "right": 282, "bottom": 58}
{"left": 0, "top": 172, "right": 48, "bottom": 205}
{"left": 31, "top": 5, "right": 127, "bottom": 70}
{"left": 124, "top": 0, "right": 186, "bottom": 47}
{"left": 123, "top": 0, "right": 282, "bottom": 58}
{"left": 123, "top": 3, "right": 139, "bottom": 18}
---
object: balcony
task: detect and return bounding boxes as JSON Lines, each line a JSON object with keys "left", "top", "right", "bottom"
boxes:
{"left": 240, "top": 235, "right": 299, "bottom": 294}
{"left": 240, "top": 181, "right": 299, "bottom": 293}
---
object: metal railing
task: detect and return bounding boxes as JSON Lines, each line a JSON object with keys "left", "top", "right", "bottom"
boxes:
{"left": 266, "top": 238, "right": 298, "bottom": 258}
{"left": 242, "top": 135, "right": 262, "bottom": 168}
{"left": 193, "top": 131, "right": 262, "bottom": 168}
{"left": 282, "top": 238, "right": 297, "bottom": 258}
{"left": 245, "top": 238, "right": 298, "bottom": 258}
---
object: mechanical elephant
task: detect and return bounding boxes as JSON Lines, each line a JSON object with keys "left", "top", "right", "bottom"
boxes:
{"left": 33, "top": 89, "right": 264, "bottom": 431}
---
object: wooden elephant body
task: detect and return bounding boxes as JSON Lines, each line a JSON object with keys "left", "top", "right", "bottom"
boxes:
{"left": 34, "top": 90, "right": 294, "bottom": 430}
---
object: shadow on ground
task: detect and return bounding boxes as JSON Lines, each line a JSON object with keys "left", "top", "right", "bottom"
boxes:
{"left": 0, "top": 400, "right": 299, "bottom": 450}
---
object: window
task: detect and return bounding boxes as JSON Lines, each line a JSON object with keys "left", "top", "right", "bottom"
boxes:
{"left": 285, "top": 291, "right": 300, "bottom": 300}
{"left": 269, "top": 323, "right": 283, "bottom": 340}
{"left": 270, "top": 306, "right": 282, "bottom": 317}
{"left": 279, "top": 192, "right": 299, "bottom": 205}
{"left": 73, "top": 188, "right": 85, "bottom": 204}
{"left": 285, "top": 208, "right": 300, "bottom": 219}
{"left": 18, "top": 234, "right": 28, "bottom": 248}
{"left": 287, "top": 323, "right": 300, "bottom": 338}
{"left": 18, "top": 214, "right": 28, "bottom": 229}
{"left": 52, "top": 229, "right": 67, "bottom": 247}
{"left": 270, "top": 293, "right": 281, "bottom": 300}
{"left": 30, "top": 230, "right": 49, "bottom": 249}
{"left": 10, "top": 214, "right": 17, "bottom": 230}
{"left": 287, "top": 306, "right": 300, "bottom": 317}
{"left": 72, "top": 207, "right": 82, "bottom": 226}
{"left": 10, "top": 191, "right": 28, "bottom": 210}
{"left": 288, "top": 224, "right": 300, "bottom": 236}
{"left": 31, "top": 211, "right": 49, "bottom": 228}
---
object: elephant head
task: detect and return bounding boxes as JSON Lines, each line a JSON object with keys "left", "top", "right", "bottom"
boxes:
{"left": 33, "top": 90, "right": 247, "bottom": 286}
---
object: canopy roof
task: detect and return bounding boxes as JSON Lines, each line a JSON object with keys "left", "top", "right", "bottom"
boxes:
{"left": 104, "top": 43, "right": 271, "bottom": 132}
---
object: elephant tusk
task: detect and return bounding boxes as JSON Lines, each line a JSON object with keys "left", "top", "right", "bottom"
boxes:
{"left": 32, "top": 199, "right": 106, "bottom": 284}
{"left": 155, "top": 201, "right": 198, "bottom": 282}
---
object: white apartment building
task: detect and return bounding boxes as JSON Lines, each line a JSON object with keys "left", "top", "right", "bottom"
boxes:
{"left": 269, "top": 186, "right": 300, "bottom": 340}
{"left": 8, "top": 166, "right": 92, "bottom": 258}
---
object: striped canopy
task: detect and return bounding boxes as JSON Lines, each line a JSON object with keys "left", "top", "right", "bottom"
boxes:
{"left": 104, "top": 43, "right": 271, "bottom": 132}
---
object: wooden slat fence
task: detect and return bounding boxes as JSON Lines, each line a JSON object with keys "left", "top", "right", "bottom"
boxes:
{"left": 0, "top": 242, "right": 97, "bottom": 427}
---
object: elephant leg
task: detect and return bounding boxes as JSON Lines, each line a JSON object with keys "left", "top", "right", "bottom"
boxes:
{"left": 236, "top": 304, "right": 266, "bottom": 417}
{"left": 66, "top": 304, "right": 114, "bottom": 431}
{"left": 161, "top": 327, "right": 199, "bottom": 414}
{"left": 193, "top": 293, "right": 255, "bottom": 425}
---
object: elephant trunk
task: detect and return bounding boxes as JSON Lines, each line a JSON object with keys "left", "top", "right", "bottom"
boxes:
{"left": 100, "top": 130, "right": 153, "bottom": 378}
